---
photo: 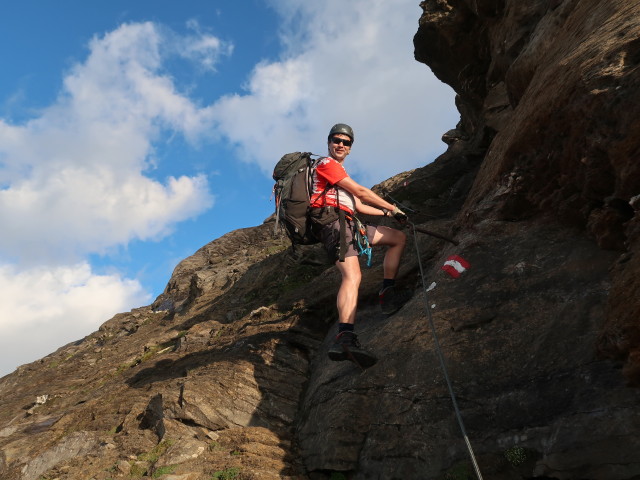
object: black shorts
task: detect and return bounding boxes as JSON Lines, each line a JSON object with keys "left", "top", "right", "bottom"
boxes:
{"left": 317, "top": 217, "right": 377, "bottom": 263}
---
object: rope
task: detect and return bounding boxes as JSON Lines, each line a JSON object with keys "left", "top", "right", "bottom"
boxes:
{"left": 409, "top": 221, "right": 484, "bottom": 480}
{"left": 354, "top": 217, "right": 373, "bottom": 267}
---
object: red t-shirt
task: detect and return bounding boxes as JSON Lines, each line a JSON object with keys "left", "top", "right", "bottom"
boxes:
{"left": 310, "top": 157, "right": 356, "bottom": 214}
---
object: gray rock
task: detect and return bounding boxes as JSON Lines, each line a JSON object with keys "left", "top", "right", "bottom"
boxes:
{"left": 20, "top": 431, "right": 98, "bottom": 480}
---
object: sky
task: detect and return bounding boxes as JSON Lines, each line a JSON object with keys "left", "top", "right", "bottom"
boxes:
{"left": 0, "top": 0, "right": 458, "bottom": 377}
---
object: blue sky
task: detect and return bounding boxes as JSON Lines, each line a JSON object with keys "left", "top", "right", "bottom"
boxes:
{"left": 0, "top": 0, "right": 458, "bottom": 377}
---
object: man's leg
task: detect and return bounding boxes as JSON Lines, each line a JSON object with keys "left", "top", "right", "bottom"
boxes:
{"left": 328, "top": 255, "right": 377, "bottom": 367}
{"left": 370, "top": 226, "right": 406, "bottom": 279}
{"left": 335, "top": 255, "right": 361, "bottom": 324}
{"left": 370, "top": 226, "right": 408, "bottom": 315}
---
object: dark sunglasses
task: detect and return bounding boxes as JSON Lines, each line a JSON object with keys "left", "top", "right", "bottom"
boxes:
{"left": 330, "top": 136, "right": 352, "bottom": 147}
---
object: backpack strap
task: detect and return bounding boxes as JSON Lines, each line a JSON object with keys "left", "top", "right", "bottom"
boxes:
{"left": 338, "top": 209, "right": 347, "bottom": 262}
{"left": 309, "top": 156, "right": 331, "bottom": 205}
{"left": 309, "top": 156, "right": 352, "bottom": 263}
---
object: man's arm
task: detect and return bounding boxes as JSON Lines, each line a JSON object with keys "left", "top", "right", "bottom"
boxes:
{"left": 336, "top": 176, "right": 396, "bottom": 213}
{"left": 354, "top": 196, "right": 385, "bottom": 216}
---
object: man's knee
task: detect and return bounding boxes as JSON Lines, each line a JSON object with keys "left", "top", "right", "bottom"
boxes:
{"left": 337, "top": 257, "right": 362, "bottom": 282}
{"left": 341, "top": 266, "right": 362, "bottom": 285}
{"left": 395, "top": 228, "right": 407, "bottom": 248}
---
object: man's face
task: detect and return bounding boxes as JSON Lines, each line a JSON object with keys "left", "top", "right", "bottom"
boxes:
{"left": 328, "top": 134, "right": 352, "bottom": 161}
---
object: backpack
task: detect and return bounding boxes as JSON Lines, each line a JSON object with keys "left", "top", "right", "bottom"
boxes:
{"left": 272, "top": 152, "right": 322, "bottom": 245}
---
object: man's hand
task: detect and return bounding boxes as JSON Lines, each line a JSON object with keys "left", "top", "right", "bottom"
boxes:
{"left": 392, "top": 205, "right": 408, "bottom": 223}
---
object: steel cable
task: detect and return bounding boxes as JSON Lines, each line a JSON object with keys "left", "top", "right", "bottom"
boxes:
{"left": 410, "top": 221, "right": 484, "bottom": 480}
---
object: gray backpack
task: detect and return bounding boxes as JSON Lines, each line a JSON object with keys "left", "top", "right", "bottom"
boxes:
{"left": 272, "top": 152, "right": 322, "bottom": 245}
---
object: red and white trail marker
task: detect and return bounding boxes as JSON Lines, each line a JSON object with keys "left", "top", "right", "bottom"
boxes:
{"left": 441, "top": 255, "right": 470, "bottom": 278}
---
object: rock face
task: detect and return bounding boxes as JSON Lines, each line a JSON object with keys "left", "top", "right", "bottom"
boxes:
{"left": 414, "top": 0, "right": 640, "bottom": 384}
{"left": 1, "top": 1, "right": 639, "bottom": 479}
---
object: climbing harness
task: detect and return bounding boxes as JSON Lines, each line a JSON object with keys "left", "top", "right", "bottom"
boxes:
{"left": 353, "top": 217, "right": 373, "bottom": 267}
{"left": 409, "top": 220, "right": 484, "bottom": 480}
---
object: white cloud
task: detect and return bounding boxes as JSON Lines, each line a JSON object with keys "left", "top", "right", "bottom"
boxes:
{"left": 0, "top": 263, "right": 151, "bottom": 377}
{"left": 0, "top": 21, "right": 228, "bottom": 375}
{"left": 0, "top": 22, "right": 223, "bottom": 264}
{"left": 0, "top": 171, "right": 211, "bottom": 263}
{"left": 214, "top": 0, "right": 459, "bottom": 185}
{"left": 181, "top": 19, "right": 235, "bottom": 71}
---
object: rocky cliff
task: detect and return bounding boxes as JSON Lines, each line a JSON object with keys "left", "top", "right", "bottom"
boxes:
{"left": 1, "top": 1, "right": 640, "bottom": 479}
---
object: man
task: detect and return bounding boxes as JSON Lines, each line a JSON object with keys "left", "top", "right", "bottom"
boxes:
{"left": 310, "top": 123, "right": 408, "bottom": 368}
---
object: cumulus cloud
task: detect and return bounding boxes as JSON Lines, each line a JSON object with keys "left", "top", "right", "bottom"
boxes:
{"left": 181, "top": 19, "right": 235, "bottom": 71}
{"left": 0, "top": 171, "right": 211, "bottom": 263}
{"left": 0, "top": 263, "right": 151, "bottom": 375}
{"left": 0, "top": 22, "right": 224, "bottom": 264}
{"left": 214, "top": 0, "right": 459, "bottom": 185}
{"left": 0, "top": 21, "right": 229, "bottom": 376}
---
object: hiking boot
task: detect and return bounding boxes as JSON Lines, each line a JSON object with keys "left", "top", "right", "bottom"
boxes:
{"left": 328, "top": 331, "right": 377, "bottom": 368}
{"left": 379, "top": 286, "right": 412, "bottom": 315}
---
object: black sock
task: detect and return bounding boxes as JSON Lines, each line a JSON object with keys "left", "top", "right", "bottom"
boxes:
{"left": 382, "top": 278, "right": 395, "bottom": 289}
{"left": 338, "top": 323, "right": 354, "bottom": 333}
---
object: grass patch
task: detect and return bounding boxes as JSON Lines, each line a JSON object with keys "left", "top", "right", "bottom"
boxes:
{"left": 280, "top": 264, "right": 321, "bottom": 292}
{"left": 129, "top": 463, "right": 148, "bottom": 477}
{"left": 116, "top": 359, "right": 139, "bottom": 374}
{"left": 266, "top": 244, "right": 288, "bottom": 255}
{"left": 139, "top": 340, "right": 175, "bottom": 363}
{"left": 212, "top": 327, "right": 226, "bottom": 340}
{"left": 152, "top": 465, "right": 177, "bottom": 477}
{"left": 441, "top": 461, "right": 472, "bottom": 480}
{"left": 504, "top": 445, "right": 529, "bottom": 466}
{"left": 211, "top": 467, "right": 241, "bottom": 479}
{"left": 138, "top": 439, "right": 174, "bottom": 464}
{"left": 117, "top": 337, "right": 179, "bottom": 373}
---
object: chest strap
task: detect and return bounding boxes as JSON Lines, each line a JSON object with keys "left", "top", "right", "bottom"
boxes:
{"left": 338, "top": 209, "right": 347, "bottom": 262}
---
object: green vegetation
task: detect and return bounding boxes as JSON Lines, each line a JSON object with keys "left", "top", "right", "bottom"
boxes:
{"left": 441, "top": 461, "right": 472, "bottom": 480}
{"left": 116, "top": 337, "right": 179, "bottom": 373}
{"left": 330, "top": 473, "right": 348, "bottom": 480}
{"left": 129, "top": 463, "right": 148, "bottom": 477}
{"left": 266, "top": 244, "right": 287, "bottom": 255}
{"left": 139, "top": 340, "right": 175, "bottom": 363}
{"left": 138, "top": 439, "right": 174, "bottom": 463}
{"left": 119, "top": 439, "right": 177, "bottom": 477}
{"left": 116, "top": 360, "right": 137, "bottom": 374}
{"left": 281, "top": 264, "right": 322, "bottom": 292}
{"left": 504, "top": 445, "right": 528, "bottom": 466}
{"left": 152, "top": 465, "right": 177, "bottom": 477}
{"left": 47, "top": 352, "right": 77, "bottom": 369}
{"left": 212, "top": 326, "right": 226, "bottom": 340}
{"left": 261, "top": 262, "right": 327, "bottom": 305}
{"left": 211, "top": 467, "right": 241, "bottom": 479}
